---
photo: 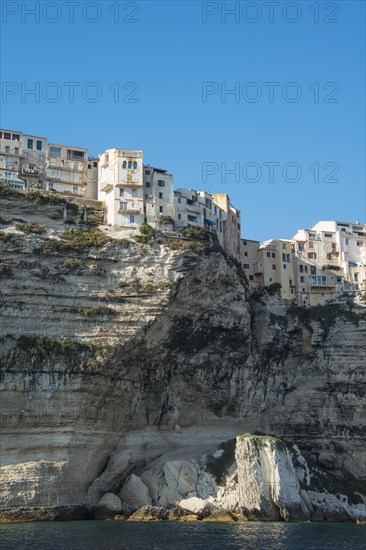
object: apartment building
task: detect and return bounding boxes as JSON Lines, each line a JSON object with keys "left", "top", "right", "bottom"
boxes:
{"left": 212, "top": 194, "right": 241, "bottom": 258}
{"left": 0, "top": 129, "right": 92, "bottom": 195}
{"left": 240, "top": 239, "right": 260, "bottom": 288}
{"left": 253, "top": 239, "right": 296, "bottom": 301}
{"left": 21, "top": 133, "right": 48, "bottom": 188}
{"left": 292, "top": 220, "right": 366, "bottom": 304}
{"left": 0, "top": 130, "right": 24, "bottom": 189}
{"left": 86, "top": 158, "right": 99, "bottom": 200}
{"left": 46, "top": 142, "right": 88, "bottom": 195}
{"left": 143, "top": 166, "right": 174, "bottom": 226}
{"left": 174, "top": 188, "right": 226, "bottom": 247}
{"left": 98, "top": 148, "right": 144, "bottom": 227}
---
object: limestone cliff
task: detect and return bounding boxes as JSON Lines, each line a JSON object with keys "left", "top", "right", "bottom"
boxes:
{"left": 0, "top": 190, "right": 365, "bottom": 521}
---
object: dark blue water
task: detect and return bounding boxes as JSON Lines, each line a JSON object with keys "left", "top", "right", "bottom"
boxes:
{"left": 0, "top": 521, "right": 364, "bottom": 550}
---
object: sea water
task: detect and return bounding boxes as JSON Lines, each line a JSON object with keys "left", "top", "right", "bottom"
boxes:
{"left": 0, "top": 521, "right": 365, "bottom": 550}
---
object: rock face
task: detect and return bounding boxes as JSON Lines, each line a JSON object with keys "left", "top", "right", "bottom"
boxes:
{"left": 235, "top": 435, "right": 306, "bottom": 521}
{"left": 0, "top": 191, "right": 366, "bottom": 521}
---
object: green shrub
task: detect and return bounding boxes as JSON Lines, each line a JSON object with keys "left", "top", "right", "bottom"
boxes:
{"left": 76, "top": 305, "right": 115, "bottom": 317}
{"left": 139, "top": 223, "right": 155, "bottom": 237}
{"left": 180, "top": 226, "right": 206, "bottom": 239}
{"left": 15, "top": 223, "right": 45, "bottom": 234}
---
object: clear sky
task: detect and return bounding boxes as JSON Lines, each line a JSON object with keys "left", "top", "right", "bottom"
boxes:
{"left": 1, "top": 0, "right": 365, "bottom": 242}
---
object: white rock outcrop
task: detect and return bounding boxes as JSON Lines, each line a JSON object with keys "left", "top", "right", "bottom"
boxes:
{"left": 119, "top": 474, "right": 151, "bottom": 512}
{"left": 235, "top": 435, "right": 306, "bottom": 520}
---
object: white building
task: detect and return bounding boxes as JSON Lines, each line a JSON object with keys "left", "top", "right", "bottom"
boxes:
{"left": 292, "top": 219, "right": 366, "bottom": 303}
{"left": 174, "top": 188, "right": 226, "bottom": 246}
{"left": 21, "top": 133, "right": 48, "bottom": 188}
{"left": 98, "top": 148, "right": 144, "bottom": 227}
{"left": 143, "top": 166, "right": 174, "bottom": 226}
{"left": 46, "top": 142, "right": 88, "bottom": 195}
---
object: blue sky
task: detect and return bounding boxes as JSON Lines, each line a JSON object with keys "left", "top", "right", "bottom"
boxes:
{"left": 1, "top": 0, "right": 365, "bottom": 241}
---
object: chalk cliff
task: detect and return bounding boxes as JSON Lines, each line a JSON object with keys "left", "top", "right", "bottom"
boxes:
{"left": 0, "top": 190, "right": 365, "bottom": 521}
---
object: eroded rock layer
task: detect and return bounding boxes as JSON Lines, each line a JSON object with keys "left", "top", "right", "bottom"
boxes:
{"left": 0, "top": 192, "right": 365, "bottom": 520}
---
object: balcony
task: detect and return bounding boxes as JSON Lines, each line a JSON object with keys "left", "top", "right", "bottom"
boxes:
{"left": 99, "top": 181, "right": 113, "bottom": 192}
{"left": 254, "top": 263, "right": 263, "bottom": 275}
{"left": 21, "top": 168, "right": 39, "bottom": 177}
{"left": 118, "top": 209, "right": 142, "bottom": 215}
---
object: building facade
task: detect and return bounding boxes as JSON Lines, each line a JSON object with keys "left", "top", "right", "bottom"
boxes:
{"left": 99, "top": 148, "right": 144, "bottom": 228}
{"left": 143, "top": 166, "right": 174, "bottom": 226}
{"left": 174, "top": 188, "right": 226, "bottom": 247}
{"left": 292, "top": 220, "right": 366, "bottom": 304}
{"left": 212, "top": 194, "right": 241, "bottom": 258}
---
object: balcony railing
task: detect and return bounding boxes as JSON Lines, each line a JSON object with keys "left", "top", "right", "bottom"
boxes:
{"left": 21, "top": 168, "right": 39, "bottom": 176}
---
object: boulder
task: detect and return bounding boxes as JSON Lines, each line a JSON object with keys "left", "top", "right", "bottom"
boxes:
{"left": 94, "top": 493, "right": 122, "bottom": 519}
{"left": 119, "top": 474, "right": 151, "bottom": 512}
{"left": 179, "top": 497, "right": 215, "bottom": 518}
{"left": 127, "top": 506, "right": 170, "bottom": 521}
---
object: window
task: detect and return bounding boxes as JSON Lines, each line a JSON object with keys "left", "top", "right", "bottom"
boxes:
{"left": 128, "top": 161, "right": 132, "bottom": 169}
{"left": 133, "top": 161, "right": 137, "bottom": 169}
{"left": 3, "top": 132, "right": 10, "bottom": 139}
{"left": 159, "top": 206, "right": 163, "bottom": 213}
{"left": 283, "top": 264, "right": 287, "bottom": 269}
{"left": 145, "top": 170, "right": 150, "bottom": 175}
{"left": 39, "top": 155, "right": 44, "bottom": 162}
{"left": 244, "top": 252, "right": 248, "bottom": 257}
{"left": 309, "top": 241, "right": 314, "bottom": 249}
{"left": 282, "top": 253, "right": 286, "bottom": 261}
{"left": 308, "top": 252, "right": 317, "bottom": 259}
{"left": 269, "top": 278, "right": 272, "bottom": 282}
{"left": 159, "top": 192, "right": 163, "bottom": 199}
{"left": 267, "top": 252, "right": 271, "bottom": 257}
{"left": 67, "top": 150, "right": 84, "bottom": 160}
{"left": 311, "top": 266, "right": 316, "bottom": 275}
{"left": 27, "top": 139, "right": 33, "bottom": 149}
{"left": 129, "top": 215, "right": 135, "bottom": 223}
{"left": 243, "top": 263, "right": 250, "bottom": 269}
{"left": 24, "top": 152, "right": 28, "bottom": 159}
{"left": 272, "top": 253, "right": 275, "bottom": 258}
{"left": 357, "top": 241, "right": 362, "bottom": 246}
{"left": 158, "top": 180, "right": 165, "bottom": 187}
{"left": 14, "top": 147, "right": 19, "bottom": 154}
{"left": 345, "top": 238, "right": 349, "bottom": 245}
{"left": 50, "top": 147, "right": 61, "bottom": 157}
{"left": 287, "top": 254, "right": 290, "bottom": 262}
{"left": 122, "top": 161, "right": 127, "bottom": 169}
{"left": 145, "top": 181, "right": 150, "bottom": 187}
{"left": 324, "top": 233, "right": 333, "bottom": 238}
{"left": 48, "top": 182, "right": 54, "bottom": 190}
{"left": 354, "top": 273, "right": 359, "bottom": 282}
{"left": 299, "top": 264, "right": 303, "bottom": 272}
{"left": 72, "top": 186, "right": 78, "bottom": 194}
{"left": 249, "top": 275, "right": 254, "bottom": 281}
{"left": 131, "top": 189, "right": 137, "bottom": 198}
{"left": 188, "top": 215, "right": 197, "bottom": 222}
{"left": 300, "top": 276, "right": 305, "bottom": 282}
{"left": 120, "top": 202, "right": 127, "bottom": 210}
{"left": 282, "top": 243, "right": 286, "bottom": 249}
{"left": 119, "top": 188, "right": 124, "bottom": 196}
{"left": 93, "top": 162, "right": 97, "bottom": 168}
{"left": 304, "top": 266, "right": 308, "bottom": 273}
{"left": 302, "top": 288, "right": 305, "bottom": 293}
{"left": 309, "top": 276, "right": 326, "bottom": 286}
{"left": 336, "top": 277, "right": 343, "bottom": 284}
{"left": 178, "top": 213, "right": 181, "bottom": 219}
{"left": 272, "top": 264, "right": 276, "bottom": 270}
{"left": 36, "top": 140, "right": 42, "bottom": 151}
{"left": 4, "top": 146, "right": 10, "bottom": 153}
{"left": 178, "top": 197, "right": 181, "bottom": 203}
{"left": 298, "top": 243, "right": 304, "bottom": 251}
